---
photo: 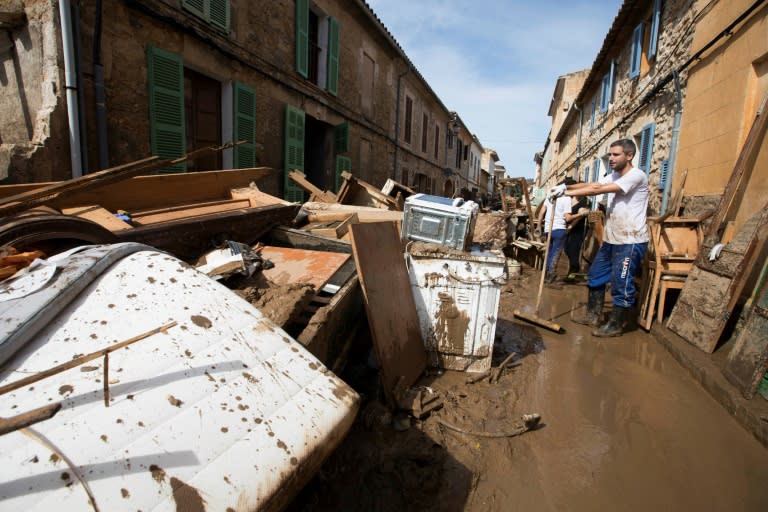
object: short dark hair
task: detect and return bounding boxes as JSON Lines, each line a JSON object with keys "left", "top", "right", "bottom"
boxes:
{"left": 564, "top": 177, "right": 577, "bottom": 186}
{"left": 610, "top": 138, "right": 636, "bottom": 157}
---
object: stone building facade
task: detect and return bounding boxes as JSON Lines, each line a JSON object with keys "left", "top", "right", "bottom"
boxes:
{"left": 0, "top": 0, "right": 483, "bottom": 201}
{"left": 540, "top": 0, "right": 694, "bottom": 215}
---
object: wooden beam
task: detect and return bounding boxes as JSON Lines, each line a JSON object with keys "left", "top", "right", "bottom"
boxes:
{"left": 61, "top": 205, "right": 133, "bottom": 231}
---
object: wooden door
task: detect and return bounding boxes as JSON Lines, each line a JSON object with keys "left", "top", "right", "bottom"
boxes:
{"left": 184, "top": 69, "right": 221, "bottom": 172}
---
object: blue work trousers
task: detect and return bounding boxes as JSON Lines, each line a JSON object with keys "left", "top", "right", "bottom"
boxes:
{"left": 586, "top": 242, "right": 648, "bottom": 308}
{"left": 545, "top": 229, "right": 568, "bottom": 275}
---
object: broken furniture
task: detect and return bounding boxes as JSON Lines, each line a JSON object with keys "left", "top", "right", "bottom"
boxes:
{"left": 0, "top": 169, "right": 299, "bottom": 260}
{"left": 638, "top": 215, "right": 704, "bottom": 330}
{"left": 264, "top": 226, "right": 363, "bottom": 372}
{"left": 349, "top": 222, "right": 426, "bottom": 406}
{"left": 336, "top": 171, "right": 402, "bottom": 210}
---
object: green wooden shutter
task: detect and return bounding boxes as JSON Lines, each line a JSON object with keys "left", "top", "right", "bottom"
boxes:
{"left": 334, "top": 122, "right": 349, "bottom": 154}
{"left": 295, "top": 0, "right": 309, "bottom": 78}
{"left": 327, "top": 16, "right": 339, "bottom": 95}
{"left": 147, "top": 46, "right": 186, "bottom": 173}
{"left": 335, "top": 155, "right": 351, "bottom": 192}
{"left": 209, "top": 0, "right": 230, "bottom": 31}
{"left": 181, "top": 0, "right": 205, "bottom": 19}
{"left": 233, "top": 82, "right": 256, "bottom": 169}
{"left": 284, "top": 104, "right": 305, "bottom": 202}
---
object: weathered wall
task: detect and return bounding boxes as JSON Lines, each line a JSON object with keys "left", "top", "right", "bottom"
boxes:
{"left": 5, "top": 0, "right": 461, "bottom": 198}
{"left": 675, "top": 0, "right": 768, "bottom": 232}
{"left": 0, "top": 0, "right": 69, "bottom": 183}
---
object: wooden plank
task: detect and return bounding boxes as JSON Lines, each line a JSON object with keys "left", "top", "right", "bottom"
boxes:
{"left": 722, "top": 260, "right": 768, "bottom": 398}
{"left": 302, "top": 202, "right": 404, "bottom": 223}
{"left": 668, "top": 206, "right": 768, "bottom": 352}
{"left": 308, "top": 214, "right": 357, "bottom": 239}
{"left": 337, "top": 171, "right": 399, "bottom": 210}
{"left": 230, "top": 185, "right": 292, "bottom": 207}
{"left": 349, "top": 222, "right": 426, "bottom": 405}
{"left": 260, "top": 246, "right": 350, "bottom": 291}
{"left": 131, "top": 199, "right": 251, "bottom": 225}
{"left": 60, "top": 205, "right": 133, "bottom": 231}
{"left": 116, "top": 203, "right": 299, "bottom": 260}
{"left": 266, "top": 226, "right": 353, "bottom": 254}
{"left": 288, "top": 170, "right": 336, "bottom": 203}
{"left": 0, "top": 166, "right": 274, "bottom": 212}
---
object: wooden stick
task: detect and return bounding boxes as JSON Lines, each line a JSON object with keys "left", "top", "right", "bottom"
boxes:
{"left": 0, "top": 403, "right": 62, "bottom": 436}
{"left": 103, "top": 352, "right": 110, "bottom": 408}
{"left": 0, "top": 142, "right": 241, "bottom": 217}
{"left": 0, "top": 322, "right": 177, "bottom": 396}
{"left": 436, "top": 413, "right": 541, "bottom": 438}
{"left": 513, "top": 308, "right": 563, "bottom": 333}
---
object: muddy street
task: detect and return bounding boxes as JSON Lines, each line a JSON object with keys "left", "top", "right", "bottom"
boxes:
{"left": 289, "top": 268, "right": 768, "bottom": 511}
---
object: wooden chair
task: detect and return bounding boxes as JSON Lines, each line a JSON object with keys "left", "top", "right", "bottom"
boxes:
{"left": 639, "top": 216, "right": 704, "bottom": 330}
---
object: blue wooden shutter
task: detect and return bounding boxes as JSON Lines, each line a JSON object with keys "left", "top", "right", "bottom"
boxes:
{"left": 629, "top": 23, "right": 643, "bottom": 79}
{"left": 607, "top": 60, "right": 615, "bottom": 104}
{"left": 658, "top": 158, "right": 669, "bottom": 190}
{"left": 147, "top": 46, "right": 186, "bottom": 173}
{"left": 648, "top": 0, "right": 661, "bottom": 59}
{"left": 209, "top": 0, "right": 230, "bottom": 31}
{"left": 592, "top": 159, "right": 600, "bottom": 181}
{"left": 638, "top": 123, "right": 656, "bottom": 174}
{"left": 583, "top": 165, "right": 590, "bottom": 182}
{"left": 590, "top": 100, "right": 596, "bottom": 130}
{"left": 295, "top": 0, "right": 309, "bottom": 78}
{"left": 334, "top": 122, "right": 349, "bottom": 154}
{"left": 233, "top": 82, "right": 256, "bottom": 168}
{"left": 335, "top": 155, "right": 351, "bottom": 192}
{"left": 284, "top": 104, "right": 305, "bottom": 202}
{"left": 326, "top": 16, "right": 339, "bottom": 95}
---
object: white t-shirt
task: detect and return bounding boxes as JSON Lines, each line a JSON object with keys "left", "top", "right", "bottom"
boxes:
{"left": 600, "top": 167, "right": 649, "bottom": 244}
{"left": 543, "top": 196, "right": 570, "bottom": 232}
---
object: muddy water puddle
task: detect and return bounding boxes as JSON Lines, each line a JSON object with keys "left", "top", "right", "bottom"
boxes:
{"left": 290, "top": 272, "right": 768, "bottom": 511}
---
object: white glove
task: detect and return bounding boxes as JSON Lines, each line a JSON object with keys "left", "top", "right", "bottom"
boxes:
{"left": 548, "top": 184, "right": 566, "bottom": 199}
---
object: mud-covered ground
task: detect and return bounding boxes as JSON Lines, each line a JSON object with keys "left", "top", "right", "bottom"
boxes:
{"left": 286, "top": 263, "right": 768, "bottom": 512}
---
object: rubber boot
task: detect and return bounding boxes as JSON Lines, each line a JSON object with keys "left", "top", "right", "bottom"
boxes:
{"left": 573, "top": 287, "right": 604, "bottom": 327}
{"left": 592, "top": 306, "right": 631, "bottom": 337}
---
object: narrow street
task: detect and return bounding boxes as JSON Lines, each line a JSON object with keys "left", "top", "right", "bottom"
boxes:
{"left": 290, "top": 267, "right": 768, "bottom": 511}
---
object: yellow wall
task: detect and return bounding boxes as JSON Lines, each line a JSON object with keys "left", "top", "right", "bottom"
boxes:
{"left": 675, "top": 1, "right": 768, "bottom": 230}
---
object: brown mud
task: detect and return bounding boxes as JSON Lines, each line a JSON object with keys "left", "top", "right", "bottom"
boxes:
{"left": 288, "top": 265, "right": 768, "bottom": 511}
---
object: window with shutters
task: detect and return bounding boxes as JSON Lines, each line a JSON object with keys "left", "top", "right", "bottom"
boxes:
{"left": 334, "top": 122, "right": 349, "bottom": 154}
{"left": 421, "top": 113, "right": 428, "bottom": 153}
{"left": 283, "top": 105, "right": 306, "bottom": 202}
{"left": 455, "top": 140, "right": 462, "bottom": 168}
{"left": 404, "top": 96, "right": 413, "bottom": 143}
{"left": 636, "top": 122, "right": 655, "bottom": 175}
{"left": 629, "top": 1, "right": 662, "bottom": 79}
{"left": 335, "top": 155, "right": 351, "bottom": 192}
{"left": 589, "top": 100, "right": 596, "bottom": 131}
{"left": 148, "top": 46, "right": 186, "bottom": 172}
{"left": 233, "top": 82, "right": 256, "bottom": 169}
{"left": 600, "top": 60, "right": 615, "bottom": 112}
{"left": 295, "top": 0, "right": 339, "bottom": 96}
{"left": 181, "top": 0, "right": 230, "bottom": 31}
{"left": 434, "top": 125, "right": 440, "bottom": 159}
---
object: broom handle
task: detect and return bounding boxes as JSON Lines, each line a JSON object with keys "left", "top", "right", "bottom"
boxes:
{"left": 535, "top": 199, "right": 557, "bottom": 314}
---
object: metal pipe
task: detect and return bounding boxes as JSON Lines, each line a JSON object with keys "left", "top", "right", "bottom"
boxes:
{"left": 58, "top": 0, "right": 83, "bottom": 178}
{"left": 93, "top": 0, "right": 109, "bottom": 169}
{"left": 661, "top": 71, "right": 683, "bottom": 213}
{"left": 393, "top": 64, "right": 412, "bottom": 180}
{"left": 72, "top": 1, "right": 89, "bottom": 174}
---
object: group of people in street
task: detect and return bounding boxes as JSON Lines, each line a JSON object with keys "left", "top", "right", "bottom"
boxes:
{"left": 538, "top": 138, "right": 650, "bottom": 338}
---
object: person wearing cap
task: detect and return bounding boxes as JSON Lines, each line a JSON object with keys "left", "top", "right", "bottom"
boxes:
{"left": 537, "top": 180, "right": 571, "bottom": 284}
{"left": 547, "top": 138, "right": 649, "bottom": 337}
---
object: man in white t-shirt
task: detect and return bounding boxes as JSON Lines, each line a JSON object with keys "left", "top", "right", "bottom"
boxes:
{"left": 548, "top": 138, "right": 649, "bottom": 337}
{"left": 537, "top": 187, "right": 571, "bottom": 283}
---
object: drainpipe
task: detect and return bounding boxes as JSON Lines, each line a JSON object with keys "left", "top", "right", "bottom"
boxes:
{"left": 661, "top": 71, "right": 683, "bottom": 213}
{"left": 72, "top": 1, "right": 89, "bottom": 174}
{"left": 93, "top": 0, "right": 109, "bottom": 169}
{"left": 393, "top": 63, "right": 412, "bottom": 180}
{"left": 573, "top": 103, "right": 583, "bottom": 177}
{"left": 59, "top": 0, "right": 83, "bottom": 178}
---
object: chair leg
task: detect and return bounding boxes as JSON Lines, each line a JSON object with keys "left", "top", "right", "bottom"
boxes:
{"left": 657, "top": 280, "right": 667, "bottom": 323}
{"left": 643, "top": 271, "right": 662, "bottom": 331}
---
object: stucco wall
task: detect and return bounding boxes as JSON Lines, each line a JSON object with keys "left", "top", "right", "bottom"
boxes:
{"left": 674, "top": 0, "right": 768, "bottom": 232}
